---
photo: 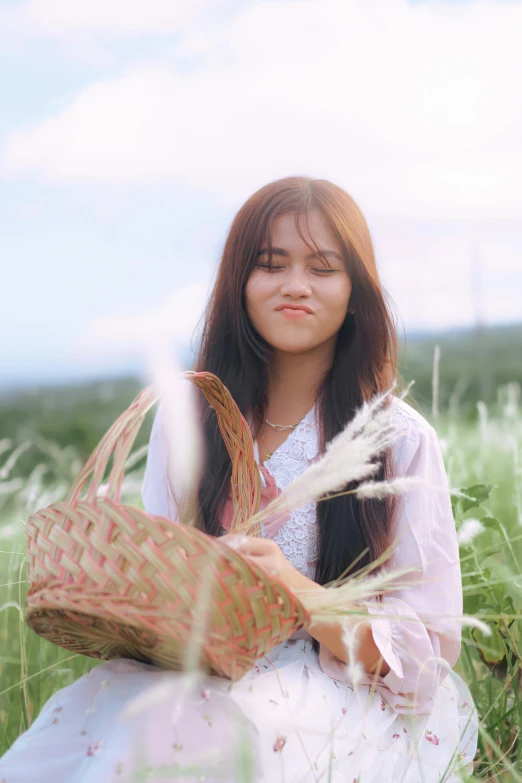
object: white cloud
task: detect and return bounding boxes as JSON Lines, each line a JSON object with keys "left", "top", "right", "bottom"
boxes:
{"left": 3, "top": 0, "right": 521, "bottom": 224}
{"left": 0, "top": 0, "right": 216, "bottom": 38}
{"left": 71, "top": 281, "right": 210, "bottom": 359}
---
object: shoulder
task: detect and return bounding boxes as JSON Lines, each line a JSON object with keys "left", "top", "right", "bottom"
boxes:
{"left": 387, "top": 396, "right": 441, "bottom": 475}
{"left": 389, "top": 395, "right": 434, "bottom": 436}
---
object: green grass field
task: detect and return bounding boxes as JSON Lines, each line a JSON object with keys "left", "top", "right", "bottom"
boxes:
{"left": 1, "top": 349, "right": 521, "bottom": 779}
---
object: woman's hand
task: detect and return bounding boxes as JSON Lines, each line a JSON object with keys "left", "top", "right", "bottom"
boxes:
{"left": 220, "top": 534, "right": 309, "bottom": 593}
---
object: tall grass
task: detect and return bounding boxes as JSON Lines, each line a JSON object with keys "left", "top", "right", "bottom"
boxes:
{"left": 443, "top": 382, "right": 522, "bottom": 779}
{"left": 0, "top": 383, "right": 521, "bottom": 779}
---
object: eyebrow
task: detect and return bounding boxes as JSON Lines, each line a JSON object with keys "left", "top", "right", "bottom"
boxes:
{"left": 257, "top": 247, "right": 343, "bottom": 261}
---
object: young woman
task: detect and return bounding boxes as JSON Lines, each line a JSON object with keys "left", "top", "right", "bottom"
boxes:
{"left": 1, "top": 177, "right": 477, "bottom": 782}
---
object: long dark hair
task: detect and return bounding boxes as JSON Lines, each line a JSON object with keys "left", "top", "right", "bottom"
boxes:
{"left": 191, "top": 176, "right": 398, "bottom": 590}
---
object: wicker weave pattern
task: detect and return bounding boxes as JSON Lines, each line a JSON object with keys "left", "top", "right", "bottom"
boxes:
{"left": 25, "top": 372, "right": 310, "bottom": 680}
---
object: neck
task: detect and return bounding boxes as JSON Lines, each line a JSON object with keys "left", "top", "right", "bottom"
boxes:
{"left": 267, "top": 342, "right": 335, "bottom": 420}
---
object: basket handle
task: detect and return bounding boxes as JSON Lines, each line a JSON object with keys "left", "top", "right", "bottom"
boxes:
{"left": 65, "top": 371, "right": 262, "bottom": 535}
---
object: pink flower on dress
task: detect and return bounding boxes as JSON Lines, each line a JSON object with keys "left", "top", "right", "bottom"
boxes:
{"left": 342, "top": 707, "right": 347, "bottom": 715}
{"left": 392, "top": 734, "right": 401, "bottom": 740}
{"left": 380, "top": 698, "right": 386, "bottom": 711}
{"left": 425, "top": 731, "right": 440, "bottom": 746}
{"left": 201, "top": 689, "right": 211, "bottom": 700}
{"left": 273, "top": 736, "right": 287, "bottom": 752}
{"left": 220, "top": 465, "right": 290, "bottom": 537}
{"left": 87, "top": 740, "right": 103, "bottom": 756}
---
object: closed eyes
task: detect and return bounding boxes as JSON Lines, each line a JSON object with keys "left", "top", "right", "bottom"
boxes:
{"left": 257, "top": 263, "right": 337, "bottom": 274}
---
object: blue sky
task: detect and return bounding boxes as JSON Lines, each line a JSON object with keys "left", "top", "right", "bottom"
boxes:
{"left": 1, "top": 0, "right": 521, "bottom": 388}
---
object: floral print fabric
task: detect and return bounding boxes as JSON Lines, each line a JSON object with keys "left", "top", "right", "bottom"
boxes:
{"left": 0, "top": 641, "right": 477, "bottom": 782}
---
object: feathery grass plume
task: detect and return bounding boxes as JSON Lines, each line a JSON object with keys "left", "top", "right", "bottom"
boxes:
{"left": 144, "top": 339, "right": 204, "bottom": 527}
{"left": 0, "top": 440, "right": 32, "bottom": 481}
{"left": 294, "top": 563, "right": 422, "bottom": 621}
{"left": 290, "top": 540, "right": 491, "bottom": 639}
{"left": 0, "top": 478, "right": 24, "bottom": 497}
{"left": 457, "top": 518, "right": 485, "bottom": 547}
{"left": 244, "top": 384, "right": 402, "bottom": 536}
{"left": 296, "top": 567, "right": 491, "bottom": 640}
{"left": 459, "top": 615, "right": 491, "bottom": 637}
{"left": 0, "top": 439, "right": 12, "bottom": 458}
{"left": 355, "top": 476, "right": 423, "bottom": 500}
{"left": 340, "top": 619, "right": 366, "bottom": 687}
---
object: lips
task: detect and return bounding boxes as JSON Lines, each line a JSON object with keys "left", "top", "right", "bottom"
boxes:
{"left": 275, "top": 304, "right": 314, "bottom": 314}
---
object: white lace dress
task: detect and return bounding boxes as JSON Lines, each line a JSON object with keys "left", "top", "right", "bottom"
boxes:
{"left": 0, "top": 398, "right": 478, "bottom": 783}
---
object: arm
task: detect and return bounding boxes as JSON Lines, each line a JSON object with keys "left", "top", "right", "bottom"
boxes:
{"left": 285, "top": 570, "right": 390, "bottom": 677}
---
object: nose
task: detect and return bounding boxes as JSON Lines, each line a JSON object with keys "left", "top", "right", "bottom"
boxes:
{"left": 279, "top": 267, "right": 312, "bottom": 299}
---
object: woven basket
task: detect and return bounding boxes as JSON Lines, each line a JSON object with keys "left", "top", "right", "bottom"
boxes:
{"left": 25, "top": 371, "right": 310, "bottom": 680}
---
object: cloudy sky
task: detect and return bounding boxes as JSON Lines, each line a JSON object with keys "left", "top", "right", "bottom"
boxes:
{"left": 1, "top": 0, "right": 521, "bottom": 386}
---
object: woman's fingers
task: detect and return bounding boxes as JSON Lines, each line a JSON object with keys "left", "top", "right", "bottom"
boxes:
{"left": 220, "top": 535, "right": 281, "bottom": 577}
{"left": 220, "top": 533, "right": 249, "bottom": 550}
{"left": 238, "top": 538, "right": 275, "bottom": 556}
{"left": 221, "top": 535, "right": 275, "bottom": 556}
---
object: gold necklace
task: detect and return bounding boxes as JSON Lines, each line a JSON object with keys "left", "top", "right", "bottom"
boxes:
{"left": 261, "top": 415, "right": 304, "bottom": 461}
{"left": 265, "top": 416, "right": 304, "bottom": 432}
